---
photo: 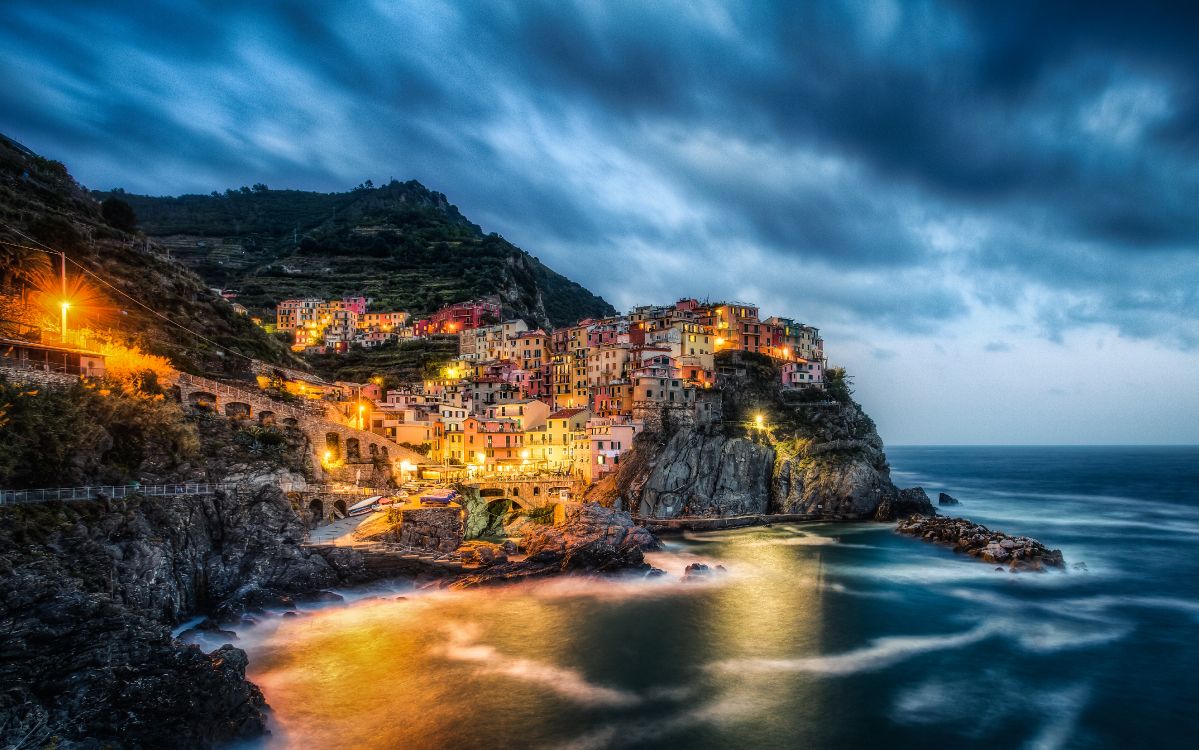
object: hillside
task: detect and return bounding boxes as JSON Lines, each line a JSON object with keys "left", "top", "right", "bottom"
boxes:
{"left": 0, "top": 134, "right": 301, "bottom": 376}
{"left": 94, "top": 181, "right": 617, "bottom": 327}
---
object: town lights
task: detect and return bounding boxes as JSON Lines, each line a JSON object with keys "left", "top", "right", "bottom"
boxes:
{"left": 323, "top": 450, "right": 333, "bottom": 464}
{"left": 754, "top": 413, "right": 764, "bottom": 429}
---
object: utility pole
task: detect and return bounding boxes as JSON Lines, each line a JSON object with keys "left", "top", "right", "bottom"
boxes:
{"left": 58, "top": 250, "right": 69, "bottom": 343}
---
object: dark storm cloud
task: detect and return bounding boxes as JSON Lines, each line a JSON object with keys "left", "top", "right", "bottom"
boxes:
{"left": 1, "top": 0, "right": 1197, "bottom": 344}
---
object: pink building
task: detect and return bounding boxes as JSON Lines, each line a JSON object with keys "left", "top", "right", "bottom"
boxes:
{"left": 781, "top": 359, "right": 824, "bottom": 389}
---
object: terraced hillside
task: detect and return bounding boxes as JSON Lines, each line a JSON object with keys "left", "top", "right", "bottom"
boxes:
{"left": 95, "top": 181, "right": 616, "bottom": 327}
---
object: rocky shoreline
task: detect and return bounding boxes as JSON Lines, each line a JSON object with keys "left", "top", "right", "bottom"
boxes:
{"left": 450, "top": 503, "right": 661, "bottom": 588}
{"left": 896, "top": 515, "right": 1065, "bottom": 571}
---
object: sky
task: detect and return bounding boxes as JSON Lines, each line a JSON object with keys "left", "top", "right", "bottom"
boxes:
{"left": 2, "top": 0, "right": 1197, "bottom": 445}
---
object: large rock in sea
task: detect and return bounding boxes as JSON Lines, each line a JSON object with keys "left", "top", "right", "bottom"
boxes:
{"left": 874, "top": 487, "right": 938, "bottom": 521}
{"left": 938, "top": 492, "right": 961, "bottom": 506}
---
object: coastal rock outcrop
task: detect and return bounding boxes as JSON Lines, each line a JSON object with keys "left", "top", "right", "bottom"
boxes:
{"left": 938, "top": 492, "right": 961, "bottom": 506}
{"left": 589, "top": 354, "right": 930, "bottom": 522}
{"left": 773, "top": 438, "right": 894, "bottom": 517}
{"left": 896, "top": 515, "right": 1065, "bottom": 571}
{"left": 450, "top": 503, "right": 660, "bottom": 588}
{"left": 622, "top": 430, "right": 775, "bottom": 518}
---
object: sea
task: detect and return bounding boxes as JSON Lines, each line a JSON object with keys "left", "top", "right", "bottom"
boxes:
{"left": 219, "top": 446, "right": 1199, "bottom": 749}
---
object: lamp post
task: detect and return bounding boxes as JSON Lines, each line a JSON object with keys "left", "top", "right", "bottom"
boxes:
{"left": 60, "top": 301, "right": 70, "bottom": 343}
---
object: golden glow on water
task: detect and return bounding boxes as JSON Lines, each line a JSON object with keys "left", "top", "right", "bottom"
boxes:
{"left": 238, "top": 529, "right": 846, "bottom": 749}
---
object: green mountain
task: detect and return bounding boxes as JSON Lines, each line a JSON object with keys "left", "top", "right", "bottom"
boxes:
{"left": 94, "top": 180, "right": 617, "bottom": 327}
{"left": 0, "top": 134, "right": 301, "bottom": 376}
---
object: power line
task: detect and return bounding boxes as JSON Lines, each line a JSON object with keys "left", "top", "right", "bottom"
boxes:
{"left": 0, "top": 225, "right": 255, "bottom": 362}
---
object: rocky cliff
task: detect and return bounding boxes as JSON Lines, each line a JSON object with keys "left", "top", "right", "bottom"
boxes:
{"left": 618, "top": 430, "right": 776, "bottom": 518}
{"left": 0, "top": 376, "right": 370, "bottom": 748}
{"left": 593, "top": 352, "right": 932, "bottom": 521}
{"left": 0, "top": 482, "right": 355, "bottom": 749}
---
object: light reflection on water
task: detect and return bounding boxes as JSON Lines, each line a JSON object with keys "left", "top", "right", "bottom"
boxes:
{"left": 222, "top": 447, "right": 1199, "bottom": 749}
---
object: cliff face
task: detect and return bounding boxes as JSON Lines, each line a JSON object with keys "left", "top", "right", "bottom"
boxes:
{"left": 595, "top": 353, "right": 931, "bottom": 521}
{"left": 623, "top": 430, "right": 775, "bottom": 518}
{"left": 0, "top": 482, "right": 349, "bottom": 749}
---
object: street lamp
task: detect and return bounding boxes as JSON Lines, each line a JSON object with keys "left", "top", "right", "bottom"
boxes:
{"left": 60, "top": 301, "right": 70, "bottom": 343}
{"left": 358, "top": 403, "right": 366, "bottom": 430}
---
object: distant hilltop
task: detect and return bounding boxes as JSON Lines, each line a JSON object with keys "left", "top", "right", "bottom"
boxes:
{"left": 92, "top": 180, "right": 617, "bottom": 329}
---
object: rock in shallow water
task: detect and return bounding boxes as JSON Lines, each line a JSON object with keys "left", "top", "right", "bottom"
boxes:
{"left": 874, "top": 486, "right": 938, "bottom": 520}
{"left": 938, "top": 492, "right": 961, "bottom": 506}
{"left": 450, "top": 503, "right": 660, "bottom": 588}
{"left": 895, "top": 515, "right": 1065, "bottom": 572}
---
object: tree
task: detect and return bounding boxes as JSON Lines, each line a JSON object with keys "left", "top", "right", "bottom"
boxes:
{"left": 100, "top": 197, "right": 138, "bottom": 232}
{"left": 252, "top": 183, "right": 269, "bottom": 193}
{"left": 0, "top": 242, "right": 51, "bottom": 289}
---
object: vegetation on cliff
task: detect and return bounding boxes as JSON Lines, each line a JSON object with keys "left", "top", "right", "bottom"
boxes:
{"left": 0, "top": 371, "right": 311, "bottom": 489}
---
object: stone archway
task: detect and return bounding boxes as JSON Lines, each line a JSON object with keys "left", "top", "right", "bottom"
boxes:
{"left": 187, "top": 391, "right": 217, "bottom": 410}
{"left": 259, "top": 411, "right": 276, "bottom": 425}
{"left": 225, "top": 401, "right": 251, "bottom": 418}
{"left": 325, "top": 433, "right": 341, "bottom": 461}
{"left": 333, "top": 499, "right": 348, "bottom": 518}
{"left": 282, "top": 417, "right": 299, "bottom": 427}
{"left": 308, "top": 499, "right": 324, "bottom": 523}
{"left": 345, "top": 437, "right": 361, "bottom": 461}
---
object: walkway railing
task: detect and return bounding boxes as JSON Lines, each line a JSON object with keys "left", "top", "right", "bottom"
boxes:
{"left": 0, "top": 480, "right": 401, "bottom": 505}
{"left": 0, "top": 482, "right": 239, "bottom": 505}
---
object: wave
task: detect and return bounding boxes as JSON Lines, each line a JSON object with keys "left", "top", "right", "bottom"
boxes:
{"left": 709, "top": 623, "right": 999, "bottom": 676}
{"left": 891, "top": 675, "right": 1091, "bottom": 750}
{"left": 436, "top": 624, "right": 641, "bottom": 707}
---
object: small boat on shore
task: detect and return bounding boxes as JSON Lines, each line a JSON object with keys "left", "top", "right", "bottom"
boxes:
{"left": 347, "top": 495, "right": 384, "bottom": 516}
{"left": 418, "top": 489, "right": 458, "bottom": 506}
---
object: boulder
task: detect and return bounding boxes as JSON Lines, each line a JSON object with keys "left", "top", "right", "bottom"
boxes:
{"left": 938, "top": 492, "right": 961, "bottom": 506}
{"left": 451, "top": 503, "right": 660, "bottom": 588}
{"left": 459, "top": 541, "right": 509, "bottom": 567}
{"left": 875, "top": 487, "right": 937, "bottom": 521}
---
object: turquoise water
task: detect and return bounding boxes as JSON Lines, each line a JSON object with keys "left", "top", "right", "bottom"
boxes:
{"left": 229, "top": 446, "right": 1199, "bottom": 749}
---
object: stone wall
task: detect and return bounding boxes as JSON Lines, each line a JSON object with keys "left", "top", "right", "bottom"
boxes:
{"left": 0, "top": 365, "right": 82, "bottom": 389}
{"left": 398, "top": 506, "right": 464, "bottom": 553}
